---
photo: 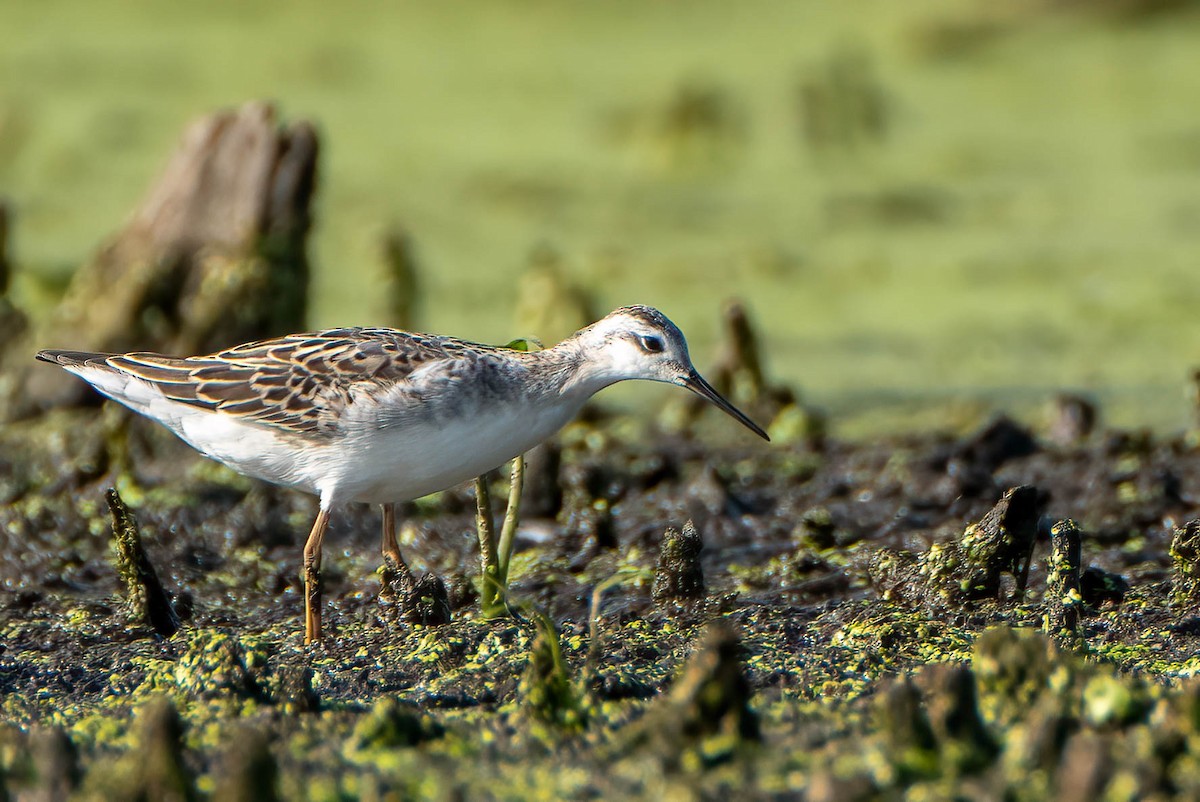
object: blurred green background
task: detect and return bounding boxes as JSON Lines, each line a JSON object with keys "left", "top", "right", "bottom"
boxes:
{"left": 2, "top": 0, "right": 1199, "bottom": 435}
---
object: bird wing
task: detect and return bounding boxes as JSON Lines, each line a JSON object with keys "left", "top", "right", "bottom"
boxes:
{"left": 105, "top": 327, "right": 474, "bottom": 437}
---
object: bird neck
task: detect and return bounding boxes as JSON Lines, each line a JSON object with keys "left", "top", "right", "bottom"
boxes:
{"left": 541, "top": 337, "right": 619, "bottom": 400}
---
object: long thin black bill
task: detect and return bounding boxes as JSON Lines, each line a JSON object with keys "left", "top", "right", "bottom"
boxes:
{"left": 679, "top": 371, "right": 770, "bottom": 441}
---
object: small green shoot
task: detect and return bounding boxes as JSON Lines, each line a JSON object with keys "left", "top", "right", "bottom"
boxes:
{"left": 519, "top": 610, "right": 587, "bottom": 735}
{"left": 583, "top": 567, "right": 653, "bottom": 694}
{"left": 474, "top": 455, "right": 525, "bottom": 618}
{"left": 502, "top": 337, "right": 543, "bottom": 352}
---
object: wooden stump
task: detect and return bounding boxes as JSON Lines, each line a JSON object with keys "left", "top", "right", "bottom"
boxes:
{"left": 14, "top": 101, "right": 318, "bottom": 414}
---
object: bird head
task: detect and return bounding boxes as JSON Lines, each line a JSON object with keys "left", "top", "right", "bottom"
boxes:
{"left": 570, "top": 305, "right": 769, "bottom": 441}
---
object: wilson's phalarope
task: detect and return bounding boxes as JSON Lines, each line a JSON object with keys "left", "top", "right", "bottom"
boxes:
{"left": 38, "top": 305, "right": 768, "bottom": 641}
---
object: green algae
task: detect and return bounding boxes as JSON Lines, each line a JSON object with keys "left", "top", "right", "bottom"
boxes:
{"left": 9, "top": 614, "right": 1200, "bottom": 800}
{"left": 346, "top": 697, "right": 444, "bottom": 760}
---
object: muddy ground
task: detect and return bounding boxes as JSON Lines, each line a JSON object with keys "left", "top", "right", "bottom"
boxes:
{"left": 4, "top": 401, "right": 1200, "bottom": 801}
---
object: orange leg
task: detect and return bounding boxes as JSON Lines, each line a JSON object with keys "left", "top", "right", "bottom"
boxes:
{"left": 303, "top": 509, "right": 331, "bottom": 644}
{"left": 381, "top": 502, "right": 413, "bottom": 579}
{"left": 381, "top": 503, "right": 400, "bottom": 564}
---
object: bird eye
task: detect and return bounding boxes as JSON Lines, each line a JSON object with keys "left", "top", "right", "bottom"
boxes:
{"left": 639, "top": 335, "right": 664, "bottom": 353}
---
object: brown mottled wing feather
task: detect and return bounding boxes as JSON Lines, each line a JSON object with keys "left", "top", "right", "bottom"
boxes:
{"left": 108, "top": 327, "right": 473, "bottom": 436}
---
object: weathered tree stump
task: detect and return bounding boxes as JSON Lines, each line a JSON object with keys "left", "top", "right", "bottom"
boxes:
{"left": 13, "top": 101, "right": 318, "bottom": 414}
{"left": 1043, "top": 518, "right": 1083, "bottom": 647}
{"left": 652, "top": 520, "right": 705, "bottom": 603}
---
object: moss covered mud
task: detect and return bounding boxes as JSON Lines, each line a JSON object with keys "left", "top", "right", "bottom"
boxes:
{"left": 6, "top": 405, "right": 1200, "bottom": 799}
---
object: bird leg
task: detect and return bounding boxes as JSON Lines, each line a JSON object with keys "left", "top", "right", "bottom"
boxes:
{"left": 380, "top": 503, "right": 414, "bottom": 602}
{"left": 303, "top": 509, "right": 331, "bottom": 644}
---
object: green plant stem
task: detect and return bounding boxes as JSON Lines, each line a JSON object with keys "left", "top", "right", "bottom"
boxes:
{"left": 583, "top": 569, "right": 648, "bottom": 694}
{"left": 496, "top": 455, "right": 524, "bottom": 584}
{"left": 475, "top": 475, "right": 500, "bottom": 614}
{"left": 477, "top": 455, "right": 526, "bottom": 618}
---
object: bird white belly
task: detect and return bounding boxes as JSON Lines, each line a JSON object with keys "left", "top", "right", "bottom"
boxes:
{"left": 336, "top": 398, "right": 579, "bottom": 505}
{"left": 169, "top": 395, "right": 580, "bottom": 506}
{"left": 174, "top": 408, "right": 339, "bottom": 495}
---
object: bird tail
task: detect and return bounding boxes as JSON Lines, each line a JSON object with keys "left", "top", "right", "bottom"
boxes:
{"left": 36, "top": 349, "right": 118, "bottom": 369}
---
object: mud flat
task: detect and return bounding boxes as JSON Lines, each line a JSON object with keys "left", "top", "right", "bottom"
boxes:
{"left": 5, "top": 399, "right": 1200, "bottom": 799}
